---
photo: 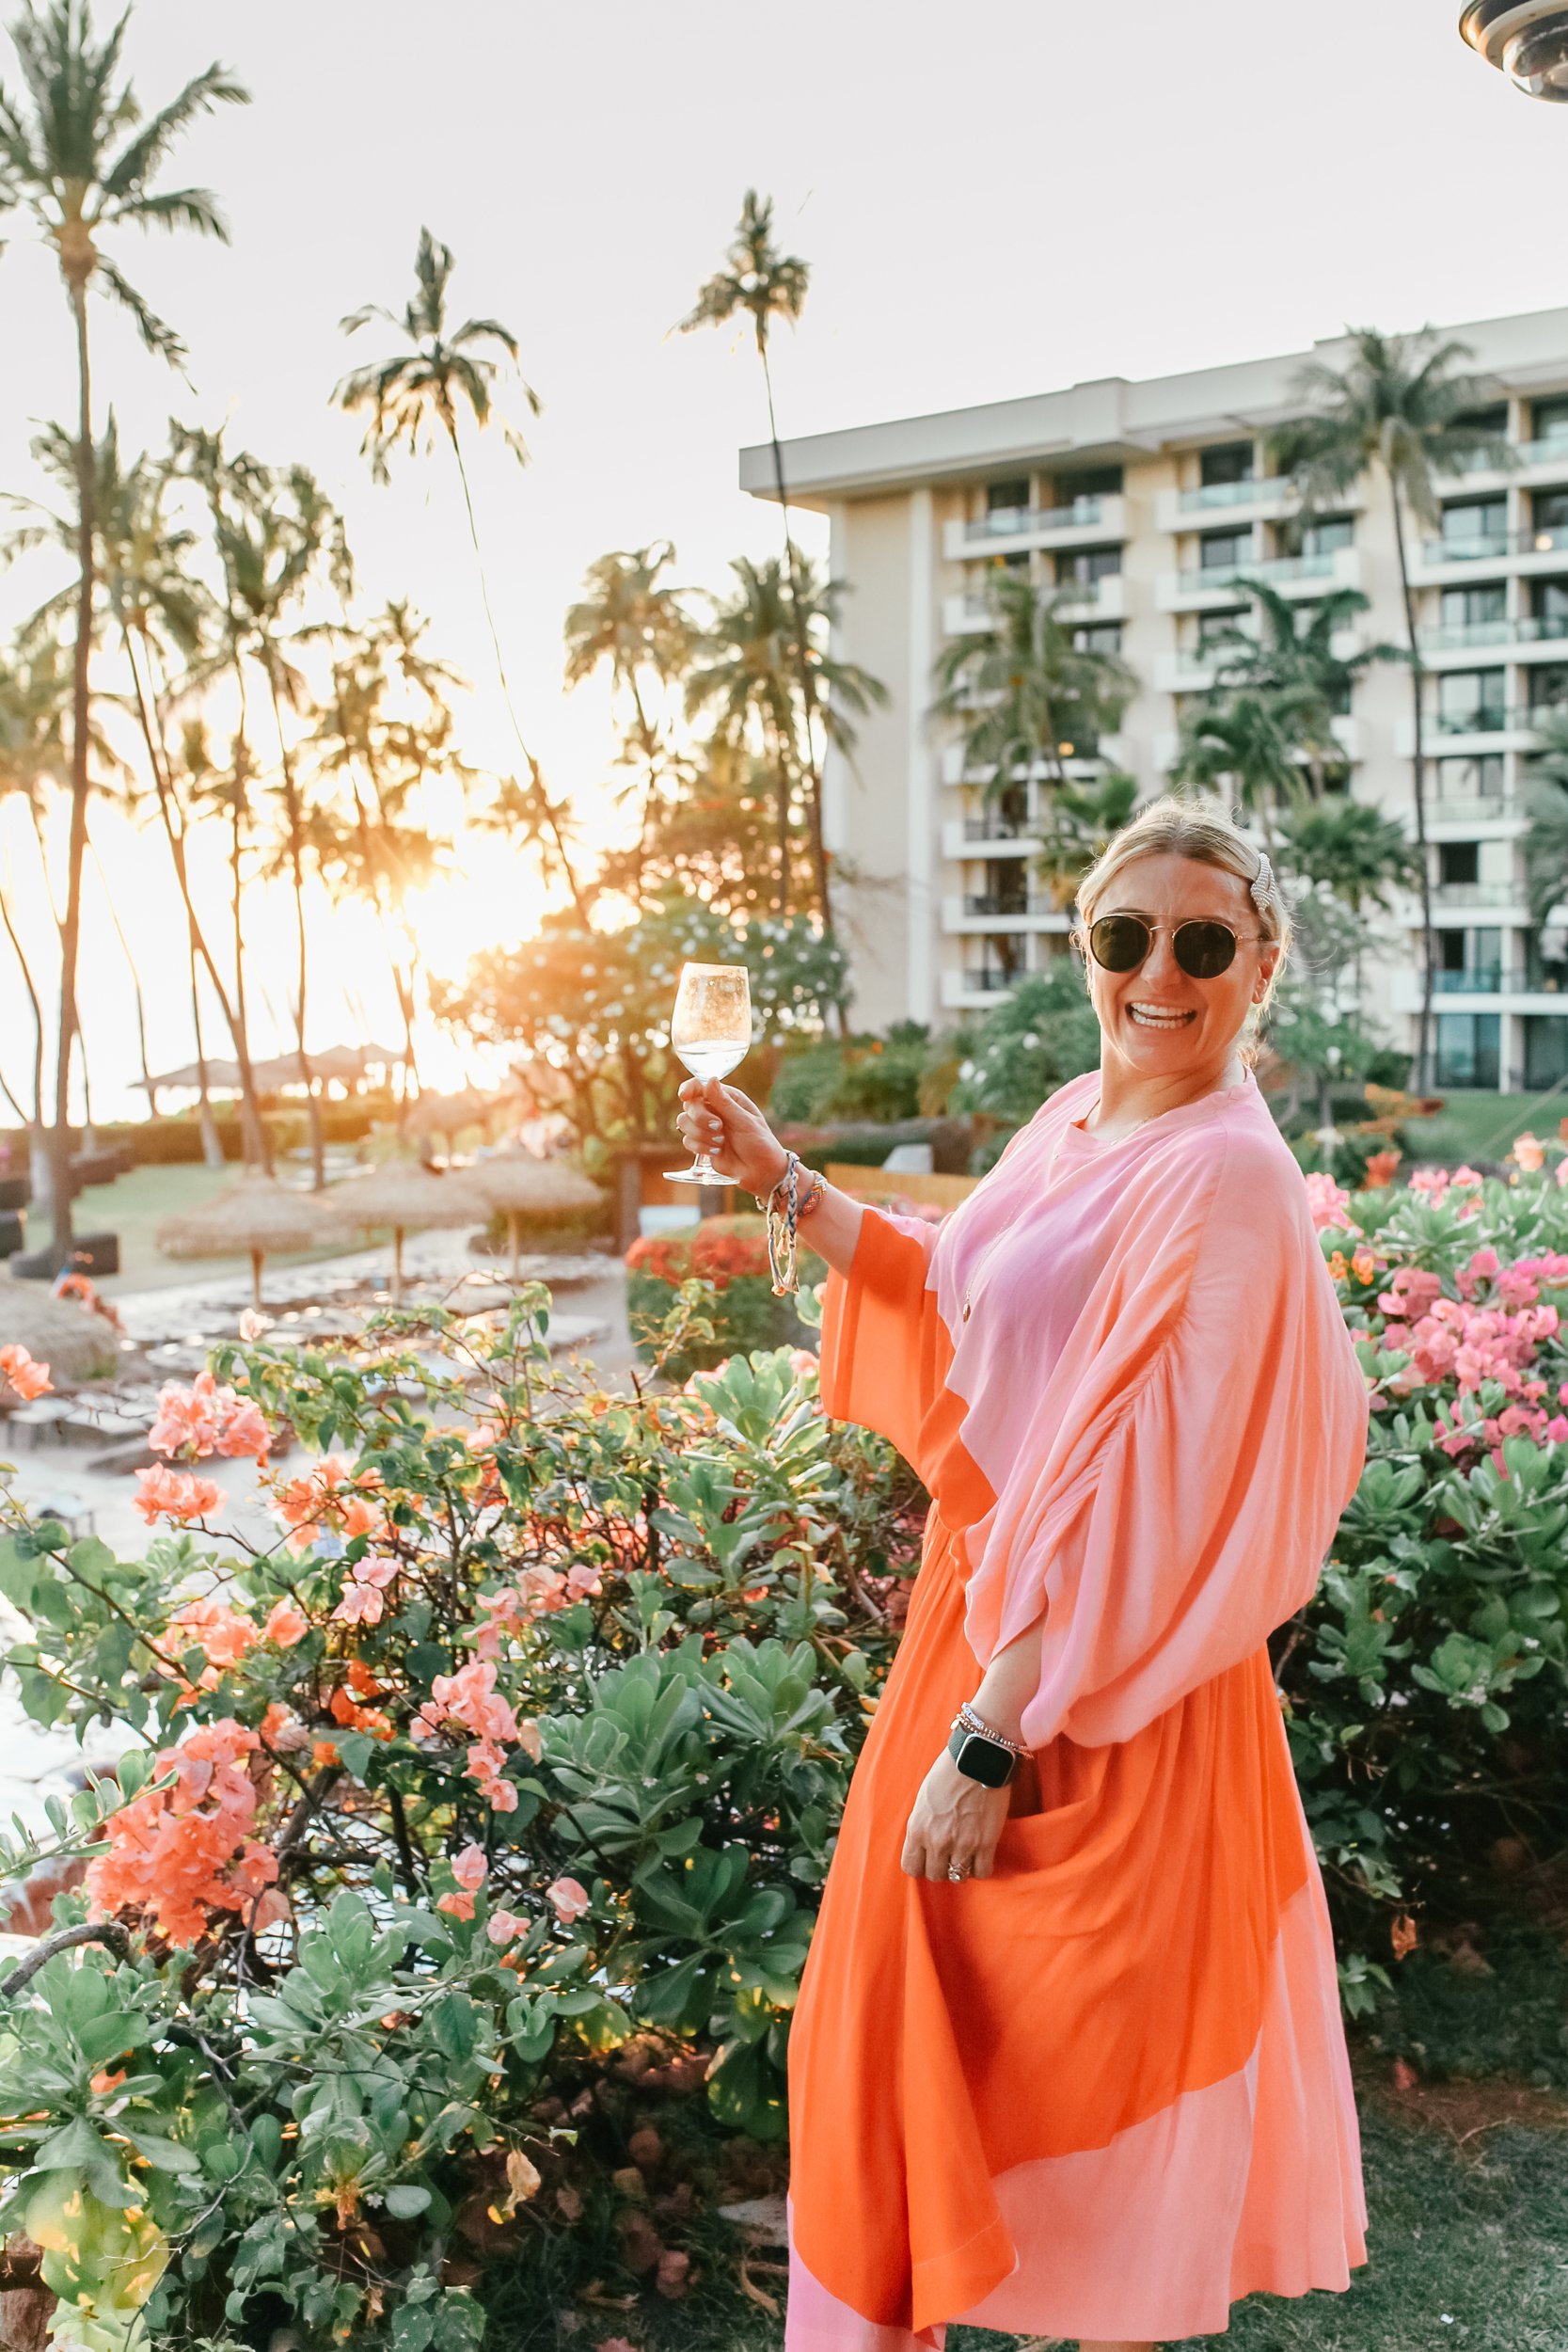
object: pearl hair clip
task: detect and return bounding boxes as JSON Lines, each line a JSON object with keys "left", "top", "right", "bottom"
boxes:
{"left": 1249, "top": 852, "right": 1277, "bottom": 918}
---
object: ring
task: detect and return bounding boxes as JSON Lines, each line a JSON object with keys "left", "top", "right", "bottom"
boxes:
{"left": 947, "top": 1864, "right": 968, "bottom": 1883}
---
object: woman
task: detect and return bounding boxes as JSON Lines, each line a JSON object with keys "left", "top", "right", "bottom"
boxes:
{"left": 675, "top": 798, "right": 1370, "bottom": 2352}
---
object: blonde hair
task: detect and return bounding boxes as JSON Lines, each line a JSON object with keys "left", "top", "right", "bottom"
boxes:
{"left": 1069, "top": 794, "right": 1291, "bottom": 1055}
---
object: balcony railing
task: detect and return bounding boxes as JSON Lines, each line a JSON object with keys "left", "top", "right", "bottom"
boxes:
{"left": 1433, "top": 968, "right": 1568, "bottom": 994}
{"left": 1177, "top": 549, "right": 1338, "bottom": 595}
{"left": 1423, "top": 523, "right": 1568, "bottom": 564}
{"left": 962, "top": 894, "right": 1054, "bottom": 917}
{"left": 961, "top": 497, "right": 1104, "bottom": 544}
{"left": 962, "top": 817, "right": 1036, "bottom": 840}
{"left": 958, "top": 969, "right": 1021, "bottom": 993}
{"left": 1433, "top": 880, "right": 1520, "bottom": 907}
{"left": 1432, "top": 702, "right": 1567, "bottom": 736}
{"left": 1518, "top": 434, "right": 1568, "bottom": 468}
{"left": 1177, "top": 476, "right": 1288, "bottom": 512}
{"left": 1422, "top": 612, "right": 1568, "bottom": 653}
{"left": 1427, "top": 792, "right": 1521, "bottom": 823}
{"left": 958, "top": 576, "right": 1109, "bottom": 620}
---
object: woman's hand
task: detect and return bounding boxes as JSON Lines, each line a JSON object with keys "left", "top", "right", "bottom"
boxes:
{"left": 900, "top": 1749, "right": 1013, "bottom": 1883}
{"left": 674, "top": 1077, "right": 790, "bottom": 1199}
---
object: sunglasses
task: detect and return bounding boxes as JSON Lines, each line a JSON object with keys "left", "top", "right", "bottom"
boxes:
{"left": 1086, "top": 914, "right": 1264, "bottom": 980}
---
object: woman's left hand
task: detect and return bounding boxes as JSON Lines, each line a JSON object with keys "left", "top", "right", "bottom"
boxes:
{"left": 901, "top": 1749, "right": 1013, "bottom": 1883}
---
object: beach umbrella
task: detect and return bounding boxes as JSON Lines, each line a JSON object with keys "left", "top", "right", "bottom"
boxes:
{"left": 329, "top": 1161, "right": 486, "bottom": 1303}
{"left": 404, "top": 1088, "right": 499, "bottom": 1146}
{"left": 0, "top": 1279, "right": 121, "bottom": 1382}
{"left": 155, "top": 1176, "right": 341, "bottom": 1310}
{"left": 467, "top": 1151, "right": 604, "bottom": 1278}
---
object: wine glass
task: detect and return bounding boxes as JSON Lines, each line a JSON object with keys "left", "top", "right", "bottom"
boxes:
{"left": 663, "top": 961, "right": 752, "bottom": 1184}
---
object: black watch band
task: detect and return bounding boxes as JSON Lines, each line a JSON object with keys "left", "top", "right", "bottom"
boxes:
{"left": 946, "top": 1724, "right": 1020, "bottom": 1788}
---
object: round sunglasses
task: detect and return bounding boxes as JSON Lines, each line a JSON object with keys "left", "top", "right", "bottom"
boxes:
{"left": 1087, "top": 913, "right": 1265, "bottom": 981}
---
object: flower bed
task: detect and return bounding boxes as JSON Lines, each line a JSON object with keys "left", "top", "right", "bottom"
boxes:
{"left": 625, "top": 1216, "right": 819, "bottom": 1378}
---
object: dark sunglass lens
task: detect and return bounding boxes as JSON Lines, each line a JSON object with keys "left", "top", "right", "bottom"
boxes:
{"left": 1174, "top": 922, "right": 1238, "bottom": 979}
{"left": 1089, "top": 915, "right": 1150, "bottom": 973}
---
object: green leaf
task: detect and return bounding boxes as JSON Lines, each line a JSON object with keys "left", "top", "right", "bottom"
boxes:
{"left": 384, "top": 2183, "right": 432, "bottom": 2217}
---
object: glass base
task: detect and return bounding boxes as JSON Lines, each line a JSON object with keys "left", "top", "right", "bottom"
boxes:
{"left": 662, "top": 1163, "right": 735, "bottom": 1186}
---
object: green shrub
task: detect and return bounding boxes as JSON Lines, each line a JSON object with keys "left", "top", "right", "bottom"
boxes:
{"left": 626, "top": 1217, "right": 817, "bottom": 1378}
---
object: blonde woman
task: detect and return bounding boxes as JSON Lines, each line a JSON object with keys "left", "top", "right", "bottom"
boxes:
{"left": 676, "top": 796, "right": 1370, "bottom": 2352}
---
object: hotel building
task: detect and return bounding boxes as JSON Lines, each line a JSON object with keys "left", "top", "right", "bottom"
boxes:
{"left": 739, "top": 305, "right": 1568, "bottom": 1095}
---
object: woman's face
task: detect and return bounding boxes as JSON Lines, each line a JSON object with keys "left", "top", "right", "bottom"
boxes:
{"left": 1081, "top": 851, "right": 1280, "bottom": 1080}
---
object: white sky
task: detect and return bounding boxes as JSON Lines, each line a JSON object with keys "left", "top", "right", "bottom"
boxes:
{"left": 3, "top": 0, "right": 1566, "bottom": 1120}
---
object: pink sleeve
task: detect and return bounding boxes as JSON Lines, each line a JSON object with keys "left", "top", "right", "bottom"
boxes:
{"left": 961, "top": 1133, "right": 1370, "bottom": 1751}
{"left": 817, "top": 1205, "right": 948, "bottom": 1478}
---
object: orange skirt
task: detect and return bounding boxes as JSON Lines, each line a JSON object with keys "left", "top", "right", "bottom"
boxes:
{"left": 784, "top": 1510, "right": 1368, "bottom": 2348}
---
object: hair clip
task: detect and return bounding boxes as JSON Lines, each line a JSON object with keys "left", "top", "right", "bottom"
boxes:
{"left": 1249, "top": 852, "right": 1275, "bottom": 916}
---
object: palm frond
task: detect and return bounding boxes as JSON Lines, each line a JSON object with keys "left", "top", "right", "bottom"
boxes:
{"left": 114, "top": 183, "right": 229, "bottom": 241}
{"left": 96, "top": 252, "right": 185, "bottom": 366}
{"left": 101, "top": 61, "right": 248, "bottom": 200}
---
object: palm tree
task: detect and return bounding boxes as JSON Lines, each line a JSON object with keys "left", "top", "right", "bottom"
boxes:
{"left": 208, "top": 459, "right": 352, "bottom": 1189}
{"left": 1169, "top": 689, "right": 1308, "bottom": 855}
{"left": 679, "top": 194, "right": 840, "bottom": 907}
{"left": 0, "top": 0, "right": 247, "bottom": 1253}
{"left": 334, "top": 228, "right": 589, "bottom": 922}
{"left": 932, "top": 569, "right": 1135, "bottom": 803}
{"left": 684, "top": 552, "right": 885, "bottom": 914}
{"left": 1269, "top": 327, "right": 1513, "bottom": 1089}
{"left": 0, "top": 634, "right": 68, "bottom": 1200}
{"left": 1207, "top": 578, "right": 1402, "bottom": 800}
{"left": 1277, "top": 797, "right": 1422, "bottom": 913}
{"left": 563, "top": 543, "right": 695, "bottom": 908}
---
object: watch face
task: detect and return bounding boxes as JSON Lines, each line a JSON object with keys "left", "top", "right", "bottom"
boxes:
{"left": 951, "top": 1728, "right": 1015, "bottom": 1788}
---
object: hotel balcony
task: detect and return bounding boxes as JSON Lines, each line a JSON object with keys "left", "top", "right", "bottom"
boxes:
{"left": 1398, "top": 704, "right": 1564, "bottom": 755}
{"left": 1430, "top": 879, "right": 1526, "bottom": 912}
{"left": 1154, "top": 478, "right": 1297, "bottom": 532}
{"left": 942, "top": 896, "right": 1074, "bottom": 933}
{"left": 942, "top": 573, "right": 1127, "bottom": 635}
{"left": 1419, "top": 612, "right": 1568, "bottom": 664}
{"left": 1389, "top": 968, "right": 1568, "bottom": 1012}
{"left": 940, "top": 732, "right": 1129, "bottom": 786}
{"left": 1152, "top": 712, "right": 1358, "bottom": 772}
{"left": 1156, "top": 547, "right": 1359, "bottom": 612}
{"left": 941, "top": 968, "right": 1021, "bottom": 1009}
{"left": 1414, "top": 524, "right": 1568, "bottom": 584}
{"left": 1436, "top": 436, "right": 1568, "bottom": 493}
{"left": 941, "top": 817, "right": 1039, "bottom": 859}
{"left": 943, "top": 495, "right": 1127, "bottom": 561}
{"left": 1155, "top": 623, "right": 1362, "bottom": 695}
{"left": 1420, "top": 791, "right": 1524, "bottom": 834}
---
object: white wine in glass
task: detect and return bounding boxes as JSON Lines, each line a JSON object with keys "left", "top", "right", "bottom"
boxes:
{"left": 664, "top": 961, "right": 752, "bottom": 1185}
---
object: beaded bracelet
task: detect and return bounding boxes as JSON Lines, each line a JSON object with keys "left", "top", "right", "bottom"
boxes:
{"left": 753, "top": 1152, "right": 825, "bottom": 1296}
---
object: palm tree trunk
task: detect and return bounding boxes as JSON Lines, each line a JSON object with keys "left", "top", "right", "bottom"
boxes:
{"left": 187, "top": 930, "right": 225, "bottom": 1168}
{"left": 759, "top": 340, "right": 832, "bottom": 927}
{"left": 48, "top": 279, "right": 96, "bottom": 1259}
{"left": 228, "top": 705, "right": 267, "bottom": 1166}
{"left": 131, "top": 634, "right": 270, "bottom": 1169}
{"left": 442, "top": 419, "right": 593, "bottom": 924}
{"left": 1389, "top": 481, "right": 1435, "bottom": 1093}
{"left": 0, "top": 883, "right": 49, "bottom": 1209}
{"left": 89, "top": 834, "right": 154, "bottom": 1117}
{"left": 264, "top": 653, "right": 325, "bottom": 1189}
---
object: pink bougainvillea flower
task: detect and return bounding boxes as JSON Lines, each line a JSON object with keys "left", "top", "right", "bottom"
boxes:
{"left": 330, "top": 1556, "right": 399, "bottom": 1628}
{"left": 86, "top": 1716, "right": 277, "bottom": 1946}
{"left": 1350, "top": 1248, "right": 1377, "bottom": 1285}
{"left": 436, "top": 1889, "right": 477, "bottom": 1921}
{"left": 1511, "top": 1133, "right": 1546, "bottom": 1173}
{"left": 134, "top": 1464, "right": 225, "bottom": 1526}
{"left": 168, "top": 1598, "right": 259, "bottom": 1683}
{"left": 547, "top": 1875, "right": 590, "bottom": 1924}
{"left": 465, "top": 1739, "right": 518, "bottom": 1810}
{"left": 451, "top": 1843, "right": 488, "bottom": 1891}
{"left": 515, "top": 1717, "right": 544, "bottom": 1763}
{"left": 149, "top": 1369, "right": 272, "bottom": 1466}
{"left": 0, "top": 1343, "right": 51, "bottom": 1401}
{"left": 215, "top": 1397, "right": 271, "bottom": 1463}
{"left": 565, "top": 1562, "right": 603, "bottom": 1601}
{"left": 788, "top": 1347, "right": 820, "bottom": 1377}
{"left": 1304, "top": 1170, "right": 1355, "bottom": 1232}
{"left": 263, "top": 1598, "right": 309, "bottom": 1648}
{"left": 486, "top": 1909, "right": 525, "bottom": 1945}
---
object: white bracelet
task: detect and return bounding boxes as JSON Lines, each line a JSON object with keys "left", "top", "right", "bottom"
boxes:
{"left": 955, "top": 1699, "right": 1028, "bottom": 1756}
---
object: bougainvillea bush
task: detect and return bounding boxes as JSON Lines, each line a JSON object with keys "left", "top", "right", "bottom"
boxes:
{"left": 4, "top": 1136, "right": 1568, "bottom": 2344}
{"left": 1286, "top": 1135, "right": 1568, "bottom": 2008}
{"left": 0, "top": 1290, "right": 923, "bottom": 2352}
{"left": 625, "top": 1217, "right": 819, "bottom": 1379}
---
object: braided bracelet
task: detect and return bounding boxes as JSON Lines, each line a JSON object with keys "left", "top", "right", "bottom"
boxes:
{"left": 753, "top": 1152, "right": 825, "bottom": 1296}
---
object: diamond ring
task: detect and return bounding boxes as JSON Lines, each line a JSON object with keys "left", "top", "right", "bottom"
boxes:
{"left": 947, "top": 1864, "right": 968, "bottom": 1883}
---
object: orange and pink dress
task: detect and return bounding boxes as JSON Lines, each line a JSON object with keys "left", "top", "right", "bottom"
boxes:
{"left": 784, "top": 1066, "right": 1371, "bottom": 2349}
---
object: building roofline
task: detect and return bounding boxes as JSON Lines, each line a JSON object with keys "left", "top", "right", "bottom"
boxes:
{"left": 739, "top": 303, "right": 1568, "bottom": 507}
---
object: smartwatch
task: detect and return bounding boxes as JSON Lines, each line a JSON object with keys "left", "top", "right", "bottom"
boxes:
{"left": 946, "top": 1722, "right": 1020, "bottom": 1788}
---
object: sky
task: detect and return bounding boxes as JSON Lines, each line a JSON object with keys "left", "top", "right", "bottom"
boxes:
{"left": 4, "top": 0, "right": 1568, "bottom": 1121}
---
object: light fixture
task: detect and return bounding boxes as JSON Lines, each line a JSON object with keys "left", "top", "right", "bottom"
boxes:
{"left": 1460, "top": 1, "right": 1568, "bottom": 99}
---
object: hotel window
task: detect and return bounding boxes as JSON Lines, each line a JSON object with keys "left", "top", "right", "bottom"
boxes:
{"left": 1053, "top": 465, "right": 1122, "bottom": 503}
{"left": 1438, "top": 840, "right": 1481, "bottom": 888}
{"left": 1532, "top": 578, "right": 1568, "bottom": 628}
{"left": 1436, "top": 670, "right": 1507, "bottom": 733}
{"left": 987, "top": 478, "right": 1030, "bottom": 515}
{"left": 1058, "top": 545, "right": 1121, "bottom": 585}
{"left": 1299, "top": 515, "right": 1354, "bottom": 557}
{"left": 1435, "top": 1012, "right": 1500, "bottom": 1089}
{"left": 1530, "top": 487, "right": 1568, "bottom": 547}
{"left": 1072, "top": 623, "right": 1123, "bottom": 657}
{"left": 1196, "top": 610, "right": 1248, "bottom": 656}
{"left": 1441, "top": 582, "right": 1506, "bottom": 630}
{"left": 1434, "top": 754, "right": 1505, "bottom": 803}
{"left": 1524, "top": 1016, "right": 1568, "bottom": 1089}
{"left": 1200, "top": 442, "right": 1254, "bottom": 487}
{"left": 1533, "top": 394, "right": 1568, "bottom": 446}
{"left": 1441, "top": 497, "right": 1507, "bottom": 550}
{"left": 1198, "top": 528, "right": 1250, "bottom": 570}
{"left": 1528, "top": 660, "right": 1568, "bottom": 715}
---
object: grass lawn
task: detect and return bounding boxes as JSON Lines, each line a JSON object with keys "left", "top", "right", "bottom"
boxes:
{"left": 63, "top": 1163, "right": 352, "bottom": 1296}
{"left": 1399, "top": 1086, "right": 1568, "bottom": 1170}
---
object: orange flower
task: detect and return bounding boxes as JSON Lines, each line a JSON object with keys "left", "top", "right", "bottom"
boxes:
{"left": 263, "top": 1598, "right": 309, "bottom": 1648}
{"left": 0, "top": 1343, "right": 51, "bottom": 1401}
{"left": 134, "top": 1465, "right": 225, "bottom": 1526}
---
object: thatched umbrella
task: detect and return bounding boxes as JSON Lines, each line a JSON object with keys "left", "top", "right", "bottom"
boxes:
{"left": 0, "top": 1279, "right": 121, "bottom": 1382}
{"left": 404, "top": 1088, "right": 499, "bottom": 1149}
{"left": 467, "top": 1152, "right": 604, "bottom": 1279}
{"left": 330, "top": 1162, "right": 486, "bottom": 1303}
{"left": 156, "top": 1177, "right": 342, "bottom": 1310}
